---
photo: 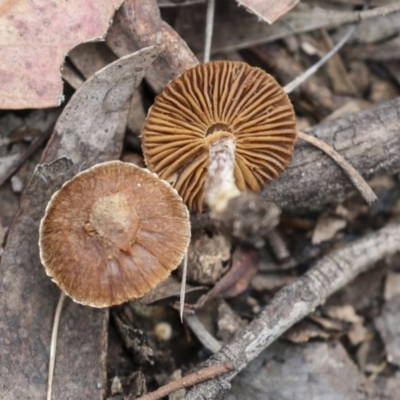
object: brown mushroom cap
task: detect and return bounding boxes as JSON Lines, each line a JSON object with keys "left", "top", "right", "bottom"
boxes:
{"left": 39, "top": 161, "right": 190, "bottom": 308}
{"left": 142, "top": 60, "right": 297, "bottom": 212}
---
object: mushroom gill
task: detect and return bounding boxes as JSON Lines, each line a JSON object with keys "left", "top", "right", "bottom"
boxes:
{"left": 142, "top": 60, "right": 297, "bottom": 212}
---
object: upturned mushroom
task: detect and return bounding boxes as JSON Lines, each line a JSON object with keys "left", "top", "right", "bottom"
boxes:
{"left": 39, "top": 160, "right": 190, "bottom": 307}
{"left": 142, "top": 60, "right": 297, "bottom": 213}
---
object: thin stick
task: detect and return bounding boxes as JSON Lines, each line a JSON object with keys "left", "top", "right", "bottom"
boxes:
{"left": 185, "top": 313, "right": 222, "bottom": 353}
{"left": 137, "top": 360, "right": 234, "bottom": 400}
{"left": 357, "top": 1, "right": 400, "bottom": 20}
{"left": 180, "top": 249, "right": 189, "bottom": 322}
{"left": 297, "top": 131, "right": 377, "bottom": 205}
{"left": 203, "top": 0, "right": 216, "bottom": 63}
{"left": 47, "top": 291, "right": 66, "bottom": 400}
{"left": 283, "top": 25, "right": 356, "bottom": 94}
{"left": 184, "top": 222, "right": 400, "bottom": 400}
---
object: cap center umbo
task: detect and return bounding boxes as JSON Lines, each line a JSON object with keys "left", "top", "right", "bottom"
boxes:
{"left": 84, "top": 191, "right": 140, "bottom": 254}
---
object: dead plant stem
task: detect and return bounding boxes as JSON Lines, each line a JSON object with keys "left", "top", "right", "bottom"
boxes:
{"left": 136, "top": 361, "right": 234, "bottom": 400}
{"left": 47, "top": 291, "right": 66, "bottom": 400}
{"left": 283, "top": 25, "right": 356, "bottom": 94}
{"left": 185, "top": 313, "right": 222, "bottom": 353}
{"left": 179, "top": 249, "right": 189, "bottom": 321}
{"left": 204, "top": 0, "right": 216, "bottom": 63}
{"left": 297, "top": 131, "right": 377, "bottom": 205}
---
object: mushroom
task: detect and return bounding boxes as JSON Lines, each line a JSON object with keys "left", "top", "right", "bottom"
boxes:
{"left": 142, "top": 60, "right": 297, "bottom": 213}
{"left": 39, "top": 160, "right": 190, "bottom": 307}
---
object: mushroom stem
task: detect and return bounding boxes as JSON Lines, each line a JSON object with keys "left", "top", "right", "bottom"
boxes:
{"left": 204, "top": 136, "right": 240, "bottom": 212}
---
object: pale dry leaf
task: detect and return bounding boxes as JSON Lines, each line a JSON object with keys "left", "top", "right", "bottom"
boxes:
{"left": 312, "top": 214, "right": 347, "bottom": 244}
{"left": 348, "top": 322, "right": 368, "bottom": 346}
{"left": 236, "top": 0, "right": 300, "bottom": 24}
{"left": 284, "top": 320, "right": 331, "bottom": 343}
{"left": 48, "top": 45, "right": 160, "bottom": 166}
{"left": 0, "top": 45, "right": 159, "bottom": 399}
{"left": 323, "top": 305, "right": 363, "bottom": 324}
{"left": 0, "top": 0, "right": 123, "bottom": 109}
{"left": 309, "top": 314, "right": 348, "bottom": 331}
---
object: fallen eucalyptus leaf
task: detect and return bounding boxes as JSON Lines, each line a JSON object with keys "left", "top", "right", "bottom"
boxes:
{"left": 0, "top": 0, "right": 123, "bottom": 109}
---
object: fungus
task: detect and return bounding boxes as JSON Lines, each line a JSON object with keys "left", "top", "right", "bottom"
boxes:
{"left": 39, "top": 160, "right": 190, "bottom": 307}
{"left": 142, "top": 60, "right": 297, "bottom": 213}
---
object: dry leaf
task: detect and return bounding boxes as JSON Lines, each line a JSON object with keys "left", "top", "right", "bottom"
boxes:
{"left": 236, "top": 0, "right": 300, "bottom": 24}
{"left": 284, "top": 320, "right": 331, "bottom": 343}
{"left": 0, "top": 0, "right": 123, "bottom": 109}
{"left": 309, "top": 314, "right": 349, "bottom": 332}
{"left": 312, "top": 215, "right": 347, "bottom": 244}
{"left": 0, "top": 45, "right": 159, "bottom": 399}
{"left": 323, "top": 305, "right": 363, "bottom": 324}
{"left": 348, "top": 322, "right": 368, "bottom": 346}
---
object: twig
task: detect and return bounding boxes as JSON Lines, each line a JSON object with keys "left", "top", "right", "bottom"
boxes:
{"left": 204, "top": 0, "right": 216, "bottom": 63}
{"left": 136, "top": 360, "right": 234, "bottom": 400}
{"left": 261, "top": 97, "right": 400, "bottom": 210}
{"left": 357, "top": 1, "right": 400, "bottom": 20}
{"left": 185, "top": 313, "right": 222, "bottom": 353}
{"left": 184, "top": 222, "right": 400, "bottom": 399}
{"left": 283, "top": 25, "right": 356, "bottom": 94}
{"left": 47, "top": 291, "right": 66, "bottom": 400}
{"left": 297, "top": 131, "right": 377, "bottom": 205}
{"left": 180, "top": 249, "right": 189, "bottom": 322}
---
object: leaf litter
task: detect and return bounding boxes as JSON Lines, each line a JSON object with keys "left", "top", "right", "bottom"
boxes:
{"left": 0, "top": 44, "right": 160, "bottom": 400}
{"left": 1, "top": 1, "right": 400, "bottom": 400}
